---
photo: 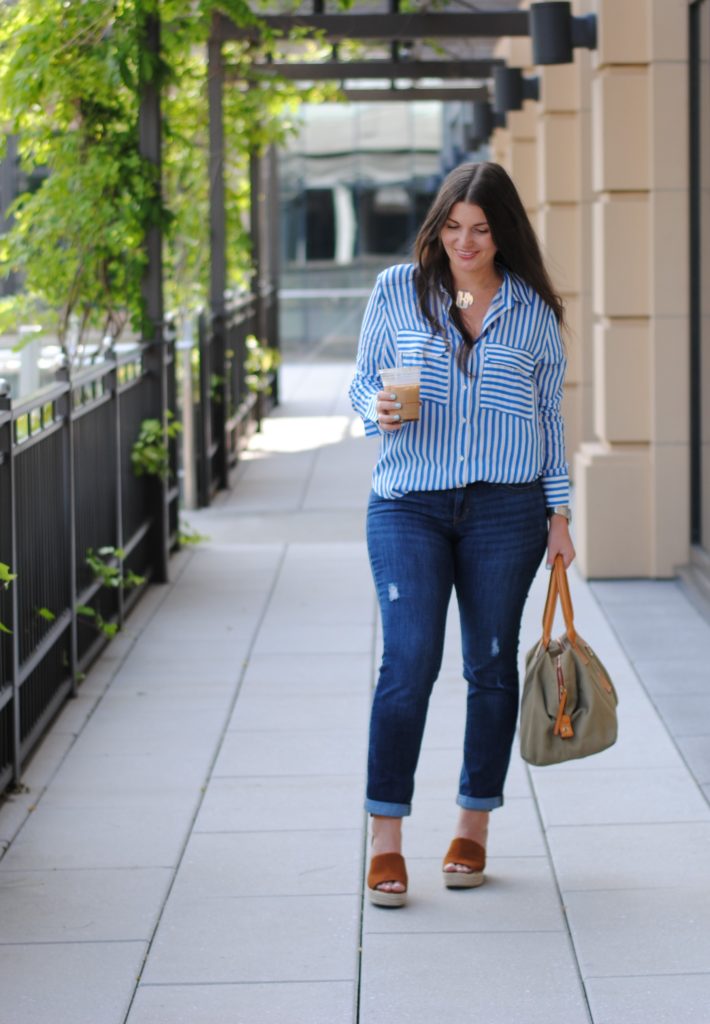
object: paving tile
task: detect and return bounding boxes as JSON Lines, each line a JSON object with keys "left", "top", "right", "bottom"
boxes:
{"left": 237, "top": 651, "right": 374, "bottom": 696}
{"left": 0, "top": 867, "right": 172, "bottom": 942}
{"left": 127, "top": 980, "right": 355, "bottom": 1024}
{"left": 227, "top": 691, "right": 370, "bottom": 733}
{"left": 0, "top": 941, "right": 146, "bottom": 1024}
{"left": 627, "top": 659, "right": 710, "bottom": 696}
{"left": 0, "top": 790, "right": 199, "bottom": 870}
{"left": 252, "top": 619, "right": 372, "bottom": 655}
{"left": 363, "top": 856, "right": 564, "bottom": 934}
{"left": 565, "top": 887, "right": 710, "bottom": 977}
{"left": 190, "top": 509, "right": 367, "bottom": 544}
{"left": 359, "top": 932, "right": 589, "bottom": 1024}
{"left": 58, "top": 704, "right": 229, "bottom": 761}
{"left": 531, "top": 767, "right": 710, "bottom": 827}
{"left": 212, "top": 728, "right": 366, "bottom": 778}
{"left": 174, "top": 830, "right": 361, "bottom": 899}
{"left": 121, "top": 636, "right": 253, "bottom": 668}
{"left": 141, "top": 894, "right": 359, "bottom": 985}
{"left": 546, "top": 821, "right": 710, "bottom": 891}
{"left": 194, "top": 774, "right": 365, "bottom": 833}
{"left": 675, "top": 735, "right": 710, "bottom": 784}
{"left": 33, "top": 747, "right": 212, "bottom": 798}
{"left": 650, "top": 695, "right": 710, "bottom": 737}
{"left": 589, "top": 579, "right": 690, "bottom": 608}
{"left": 585, "top": 974, "right": 710, "bottom": 1024}
{"left": 596, "top": 608, "right": 710, "bottom": 661}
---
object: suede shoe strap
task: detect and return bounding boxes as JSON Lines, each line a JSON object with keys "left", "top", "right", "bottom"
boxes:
{"left": 442, "top": 837, "right": 486, "bottom": 872}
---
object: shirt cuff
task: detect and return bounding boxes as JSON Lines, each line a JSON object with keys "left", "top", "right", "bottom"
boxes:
{"left": 363, "top": 393, "right": 381, "bottom": 436}
{"left": 541, "top": 473, "right": 570, "bottom": 507}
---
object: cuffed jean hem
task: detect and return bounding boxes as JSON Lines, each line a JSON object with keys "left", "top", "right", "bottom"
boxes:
{"left": 365, "top": 799, "right": 412, "bottom": 817}
{"left": 457, "top": 793, "right": 504, "bottom": 811}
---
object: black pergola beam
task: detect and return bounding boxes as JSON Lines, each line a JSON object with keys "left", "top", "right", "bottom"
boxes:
{"left": 339, "top": 87, "right": 489, "bottom": 102}
{"left": 234, "top": 59, "right": 503, "bottom": 81}
{"left": 215, "top": 11, "right": 530, "bottom": 42}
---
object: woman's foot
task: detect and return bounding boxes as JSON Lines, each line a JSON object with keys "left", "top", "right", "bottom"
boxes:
{"left": 368, "top": 815, "right": 406, "bottom": 897}
{"left": 443, "top": 809, "right": 489, "bottom": 877}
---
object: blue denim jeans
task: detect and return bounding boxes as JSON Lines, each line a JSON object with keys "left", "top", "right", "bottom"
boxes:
{"left": 365, "top": 481, "right": 547, "bottom": 817}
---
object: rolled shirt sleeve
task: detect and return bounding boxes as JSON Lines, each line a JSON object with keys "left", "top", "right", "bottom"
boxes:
{"left": 348, "top": 276, "right": 396, "bottom": 436}
{"left": 534, "top": 309, "right": 570, "bottom": 506}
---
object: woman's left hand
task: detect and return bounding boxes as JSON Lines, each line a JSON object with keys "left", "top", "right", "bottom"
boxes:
{"left": 546, "top": 516, "right": 576, "bottom": 569}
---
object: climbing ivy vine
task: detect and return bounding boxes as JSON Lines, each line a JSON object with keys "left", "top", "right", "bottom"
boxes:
{"left": 0, "top": 1, "right": 340, "bottom": 353}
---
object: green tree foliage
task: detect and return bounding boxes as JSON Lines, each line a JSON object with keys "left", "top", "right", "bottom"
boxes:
{"left": 0, "top": 1, "right": 339, "bottom": 349}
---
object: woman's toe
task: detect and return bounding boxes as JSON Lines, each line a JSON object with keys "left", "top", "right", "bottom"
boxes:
{"left": 443, "top": 862, "right": 472, "bottom": 874}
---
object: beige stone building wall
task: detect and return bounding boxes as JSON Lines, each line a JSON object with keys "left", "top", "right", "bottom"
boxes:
{"left": 496, "top": 0, "right": 691, "bottom": 578}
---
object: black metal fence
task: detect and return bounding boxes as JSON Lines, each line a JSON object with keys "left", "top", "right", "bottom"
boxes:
{"left": 193, "top": 287, "right": 278, "bottom": 507}
{"left": 0, "top": 286, "right": 279, "bottom": 798}
{"left": 0, "top": 337, "right": 178, "bottom": 794}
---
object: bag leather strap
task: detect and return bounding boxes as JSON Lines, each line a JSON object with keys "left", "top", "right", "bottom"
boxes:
{"left": 541, "top": 555, "right": 577, "bottom": 648}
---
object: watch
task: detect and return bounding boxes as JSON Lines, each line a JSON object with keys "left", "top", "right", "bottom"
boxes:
{"left": 547, "top": 505, "right": 572, "bottom": 524}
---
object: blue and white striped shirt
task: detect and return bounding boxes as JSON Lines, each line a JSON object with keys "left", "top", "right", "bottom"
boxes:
{"left": 348, "top": 263, "right": 569, "bottom": 505}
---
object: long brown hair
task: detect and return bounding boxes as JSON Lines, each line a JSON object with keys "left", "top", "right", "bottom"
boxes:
{"left": 413, "top": 162, "right": 564, "bottom": 366}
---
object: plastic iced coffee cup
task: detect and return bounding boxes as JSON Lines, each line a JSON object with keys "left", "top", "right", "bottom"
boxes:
{"left": 379, "top": 365, "right": 421, "bottom": 422}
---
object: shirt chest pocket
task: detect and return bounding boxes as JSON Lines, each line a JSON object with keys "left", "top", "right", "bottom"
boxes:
{"left": 395, "top": 330, "right": 450, "bottom": 405}
{"left": 480, "top": 342, "right": 536, "bottom": 419}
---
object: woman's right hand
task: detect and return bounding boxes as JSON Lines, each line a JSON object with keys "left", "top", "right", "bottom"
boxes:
{"left": 376, "top": 390, "right": 404, "bottom": 432}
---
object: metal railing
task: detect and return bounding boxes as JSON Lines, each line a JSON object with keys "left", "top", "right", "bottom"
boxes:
{"left": 0, "top": 336, "right": 178, "bottom": 794}
{"left": 0, "top": 285, "right": 279, "bottom": 796}
{"left": 185, "top": 287, "right": 278, "bottom": 508}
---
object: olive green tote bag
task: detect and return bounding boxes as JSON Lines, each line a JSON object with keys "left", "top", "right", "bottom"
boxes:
{"left": 520, "top": 557, "right": 619, "bottom": 766}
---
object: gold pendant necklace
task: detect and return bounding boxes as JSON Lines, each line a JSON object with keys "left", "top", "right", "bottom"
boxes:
{"left": 456, "top": 290, "right": 474, "bottom": 309}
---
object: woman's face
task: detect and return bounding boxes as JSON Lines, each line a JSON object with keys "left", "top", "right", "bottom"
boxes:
{"left": 439, "top": 202, "right": 497, "bottom": 278}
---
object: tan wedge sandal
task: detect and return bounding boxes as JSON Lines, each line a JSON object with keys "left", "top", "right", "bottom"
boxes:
{"left": 442, "top": 837, "right": 486, "bottom": 889}
{"left": 367, "top": 852, "right": 408, "bottom": 908}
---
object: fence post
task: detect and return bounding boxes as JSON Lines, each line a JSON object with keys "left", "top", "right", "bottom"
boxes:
{"left": 0, "top": 379, "right": 20, "bottom": 781}
{"left": 108, "top": 349, "right": 125, "bottom": 629}
{"left": 178, "top": 316, "right": 197, "bottom": 510}
{"left": 208, "top": 16, "right": 229, "bottom": 491}
{"left": 138, "top": 11, "right": 169, "bottom": 582}
{"left": 267, "top": 144, "right": 281, "bottom": 406}
{"left": 55, "top": 364, "right": 79, "bottom": 697}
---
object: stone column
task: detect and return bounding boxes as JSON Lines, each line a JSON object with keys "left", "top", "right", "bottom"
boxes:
{"left": 574, "top": 0, "right": 689, "bottom": 577}
{"left": 536, "top": 45, "right": 592, "bottom": 484}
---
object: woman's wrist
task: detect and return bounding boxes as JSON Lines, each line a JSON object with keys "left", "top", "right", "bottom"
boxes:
{"left": 546, "top": 505, "right": 571, "bottom": 524}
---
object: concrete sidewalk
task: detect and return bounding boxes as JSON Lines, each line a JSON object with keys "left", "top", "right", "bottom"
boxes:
{"left": 1, "top": 361, "right": 709, "bottom": 1024}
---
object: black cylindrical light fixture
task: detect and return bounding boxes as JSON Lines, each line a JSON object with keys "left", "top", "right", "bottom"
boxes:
{"left": 469, "top": 100, "right": 506, "bottom": 147}
{"left": 493, "top": 67, "right": 541, "bottom": 113}
{"left": 493, "top": 66, "right": 523, "bottom": 112}
{"left": 471, "top": 99, "right": 494, "bottom": 142}
{"left": 530, "top": 1, "right": 597, "bottom": 65}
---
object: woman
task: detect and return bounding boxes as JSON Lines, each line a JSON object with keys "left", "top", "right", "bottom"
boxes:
{"left": 348, "top": 162, "right": 575, "bottom": 908}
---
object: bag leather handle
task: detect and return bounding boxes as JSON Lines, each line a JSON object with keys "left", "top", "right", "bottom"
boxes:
{"left": 541, "top": 555, "right": 577, "bottom": 648}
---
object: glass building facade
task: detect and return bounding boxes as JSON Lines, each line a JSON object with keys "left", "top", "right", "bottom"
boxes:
{"left": 278, "top": 101, "right": 447, "bottom": 359}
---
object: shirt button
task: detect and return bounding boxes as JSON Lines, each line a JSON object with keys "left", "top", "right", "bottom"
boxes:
{"left": 459, "top": 455, "right": 465, "bottom": 462}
